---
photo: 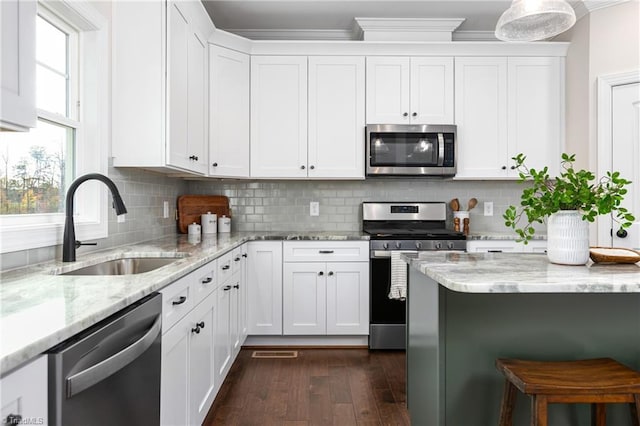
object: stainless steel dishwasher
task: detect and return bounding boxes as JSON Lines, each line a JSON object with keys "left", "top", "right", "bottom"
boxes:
{"left": 48, "top": 292, "right": 162, "bottom": 426}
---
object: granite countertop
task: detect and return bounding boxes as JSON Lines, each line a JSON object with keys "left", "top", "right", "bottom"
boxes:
{"left": 466, "top": 232, "right": 547, "bottom": 241}
{"left": 0, "top": 231, "right": 368, "bottom": 375}
{"left": 403, "top": 251, "right": 640, "bottom": 293}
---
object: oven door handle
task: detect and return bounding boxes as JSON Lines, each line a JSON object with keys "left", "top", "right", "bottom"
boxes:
{"left": 370, "top": 250, "right": 417, "bottom": 259}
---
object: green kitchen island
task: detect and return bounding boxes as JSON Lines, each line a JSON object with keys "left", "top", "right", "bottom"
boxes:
{"left": 403, "top": 252, "right": 640, "bottom": 426}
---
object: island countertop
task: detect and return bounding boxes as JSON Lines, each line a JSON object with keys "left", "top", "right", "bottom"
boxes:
{"left": 403, "top": 251, "right": 640, "bottom": 293}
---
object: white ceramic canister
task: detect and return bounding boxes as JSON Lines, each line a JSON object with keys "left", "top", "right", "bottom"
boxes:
{"left": 201, "top": 212, "right": 217, "bottom": 234}
{"left": 187, "top": 222, "right": 201, "bottom": 235}
{"left": 218, "top": 215, "right": 231, "bottom": 233}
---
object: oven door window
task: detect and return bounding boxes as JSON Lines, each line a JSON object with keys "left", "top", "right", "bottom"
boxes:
{"left": 370, "top": 132, "right": 439, "bottom": 167}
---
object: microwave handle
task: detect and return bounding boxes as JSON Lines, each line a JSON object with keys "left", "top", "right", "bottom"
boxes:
{"left": 437, "top": 133, "right": 445, "bottom": 166}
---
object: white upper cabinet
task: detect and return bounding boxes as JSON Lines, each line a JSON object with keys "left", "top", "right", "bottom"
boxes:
{"left": 454, "top": 56, "right": 563, "bottom": 179}
{"left": 251, "top": 56, "right": 308, "bottom": 178}
{"left": 366, "top": 56, "right": 454, "bottom": 125}
{"left": 308, "top": 56, "right": 365, "bottom": 179}
{"left": 0, "top": 0, "right": 36, "bottom": 131}
{"left": 209, "top": 45, "right": 250, "bottom": 178}
{"left": 112, "top": 1, "right": 213, "bottom": 175}
{"left": 251, "top": 55, "right": 365, "bottom": 179}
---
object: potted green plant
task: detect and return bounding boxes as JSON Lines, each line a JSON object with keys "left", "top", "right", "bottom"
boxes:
{"left": 503, "top": 153, "right": 635, "bottom": 265}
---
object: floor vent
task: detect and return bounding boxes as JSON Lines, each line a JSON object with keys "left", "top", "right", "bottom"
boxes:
{"left": 251, "top": 350, "right": 298, "bottom": 359}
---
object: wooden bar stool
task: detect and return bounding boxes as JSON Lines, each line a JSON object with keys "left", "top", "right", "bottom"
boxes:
{"left": 496, "top": 358, "right": 640, "bottom": 426}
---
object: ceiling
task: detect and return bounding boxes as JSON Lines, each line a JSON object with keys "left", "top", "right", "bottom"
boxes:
{"left": 200, "top": 0, "right": 603, "bottom": 41}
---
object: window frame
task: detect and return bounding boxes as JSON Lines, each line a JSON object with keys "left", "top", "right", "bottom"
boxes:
{"left": 0, "top": 0, "right": 108, "bottom": 254}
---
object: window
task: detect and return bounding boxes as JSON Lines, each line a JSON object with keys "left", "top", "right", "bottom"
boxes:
{"left": 0, "top": 1, "right": 108, "bottom": 253}
{"left": 1, "top": 11, "right": 77, "bottom": 216}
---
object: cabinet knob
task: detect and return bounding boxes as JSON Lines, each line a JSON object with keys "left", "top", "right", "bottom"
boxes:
{"left": 233, "top": 284, "right": 240, "bottom": 289}
{"left": 222, "top": 264, "right": 230, "bottom": 270}
{"left": 328, "top": 271, "right": 334, "bottom": 276}
{"left": 318, "top": 271, "right": 324, "bottom": 276}
{"left": 191, "top": 326, "right": 200, "bottom": 334}
{"left": 310, "top": 165, "right": 315, "bottom": 170}
{"left": 197, "top": 321, "right": 205, "bottom": 328}
{"left": 189, "top": 155, "right": 199, "bottom": 161}
{"left": 510, "top": 165, "right": 516, "bottom": 170}
{"left": 212, "top": 162, "right": 218, "bottom": 167}
{"left": 403, "top": 112, "right": 409, "bottom": 117}
{"left": 616, "top": 228, "right": 629, "bottom": 238}
{"left": 412, "top": 112, "right": 418, "bottom": 117}
{"left": 242, "top": 253, "right": 248, "bottom": 258}
{"left": 234, "top": 257, "right": 241, "bottom": 262}
{"left": 223, "top": 285, "right": 232, "bottom": 291}
{"left": 301, "top": 165, "right": 306, "bottom": 170}
{"left": 501, "top": 166, "right": 507, "bottom": 170}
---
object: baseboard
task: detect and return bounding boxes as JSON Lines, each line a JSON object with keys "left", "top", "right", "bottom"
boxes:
{"left": 243, "top": 335, "right": 369, "bottom": 348}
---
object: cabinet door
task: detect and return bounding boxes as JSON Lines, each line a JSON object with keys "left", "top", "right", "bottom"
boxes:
{"left": 283, "top": 262, "right": 327, "bottom": 335}
{"left": 508, "top": 57, "right": 562, "bottom": 177}
{"left": 0, "top": 356, "right": 47, "bottom": 426}
{"left": 410, "top": 57, "right": 454, "bottom": 124}
{"left": 0, "top": 0, "right": 36, "bottom": 131}
{"left": 366, "top": 57, "right": 410, "bottom": 124}
{"left": 239, "top": 244, "right": 248, "bottom": 343}
{"left": 230, "top": 271, "right": 241, "bottom": 355}
{"left": 189, "top": 292, "right": 217, "bottom": 426}
{"left": 247, "top": 241, "right": 283, "bottom": 335}
{"left": 251, "top": 56, "right": 308, "bottom": 178}
{"left": 214, "top": 282, "right": 232, "bottom": 383}
{"left": 161, "top": 317, "right": 190, "bottom": 426}
{"left": 455, "top": 57, "right": 508, "bottom": 178}
{"left": 167, "top": 2, "right": 207, "bottom": 174}
{"left": 326, "top": 262, "right": 369, "bottom": 335}
{"left": 308, "top": 56, "right": 365, "bottom": 179}
{"left": 209, "top": 45, "right": 250, "bottom": 177}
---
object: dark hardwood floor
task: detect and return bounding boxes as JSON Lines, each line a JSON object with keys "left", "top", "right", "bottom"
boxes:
{"left": 203, "top": 348, "right": 410, "bottom": 426}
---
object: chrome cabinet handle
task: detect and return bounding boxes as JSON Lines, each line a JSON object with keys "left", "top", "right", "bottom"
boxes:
{"left": 172, "top": 296, "right": 187, "bottom": 305}
{"left": 66, "top": 314, "right": 161, "bottom": 398}
{"left": 201, "top": 277, "right": 212, "bottom": 284}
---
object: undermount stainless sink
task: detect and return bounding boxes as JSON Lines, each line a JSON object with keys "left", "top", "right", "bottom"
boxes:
{"left": 57, "top": 255, "right": 187, "bottom": 276}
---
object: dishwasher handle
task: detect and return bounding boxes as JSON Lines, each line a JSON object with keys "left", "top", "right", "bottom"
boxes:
{"left": 65, "top": 314, "right": 161, "bottom": 398}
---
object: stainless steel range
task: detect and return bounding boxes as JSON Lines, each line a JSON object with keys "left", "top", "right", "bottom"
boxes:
{"left": 363, "top": 202, "right": 466, "bottom": 349}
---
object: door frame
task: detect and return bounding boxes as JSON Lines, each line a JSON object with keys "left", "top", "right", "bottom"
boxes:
{"left": 596, "top": 70, "right": 640, "bottom": 245}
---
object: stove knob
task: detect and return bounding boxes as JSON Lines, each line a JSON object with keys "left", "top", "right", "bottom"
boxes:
{"left": 434, "top": 242, "right": 442, "bottom": 250}
{"left": 415, "top": 242, "right": 422, "bottom": 249}
{"left": 382, "top": 242, "right": 389, "bottom": 250}
{"left": 447, "top": 242, "right": 455, "bottom": 250}
{"left": 395, "top": 241, "right": 402, "bottom": 249}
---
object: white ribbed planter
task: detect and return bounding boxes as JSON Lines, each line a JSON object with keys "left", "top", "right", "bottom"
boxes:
{"left": 546, "top": 210, "right": 590, "bottom": 265}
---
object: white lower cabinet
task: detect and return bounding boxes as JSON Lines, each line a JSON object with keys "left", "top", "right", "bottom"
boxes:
{"left": 247, "top": 241, "right": 283, "bottom": 335}
{"left": 0, "top": 356, "right": 47, "bottom": 426}
{"left": 282, "top": 242, "right": 369, "bottom": 336}
{"left": 466, "top": 240, "right": 547, "bottom": 253}
{"left": 160, "top": 244, "right": 248, "bottom": 426}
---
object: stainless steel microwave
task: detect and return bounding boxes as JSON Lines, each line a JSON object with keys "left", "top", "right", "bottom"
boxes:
{"left": 366, "top": 124, "right": 457, "bottom": 177}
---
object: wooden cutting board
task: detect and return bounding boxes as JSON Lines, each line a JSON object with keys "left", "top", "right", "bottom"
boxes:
{"left": 177, "top": 195, "right": 230, "bottom": 234}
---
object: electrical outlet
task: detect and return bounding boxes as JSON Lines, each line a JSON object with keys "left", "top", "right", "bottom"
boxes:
{"left": 310, "top": 201, "right": 319, "bottom": 216}
{"left": 117, "top": 214, "right": 126, "bottom": 223}
{"left": 484, "top": 201, "right": 494, "bottom": 217}
{"left": 163, "top": 201, "right": 169, "bottom": 218}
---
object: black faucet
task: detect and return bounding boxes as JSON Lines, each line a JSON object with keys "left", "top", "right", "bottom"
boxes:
{"left": 63, "top": 173, "right": 127, "bottom": 262}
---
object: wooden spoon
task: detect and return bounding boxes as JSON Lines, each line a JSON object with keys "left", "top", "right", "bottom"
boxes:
{"left": 450, "top": 198, "right": 460, "bottom": 211}
{"left": 468, "top": 198, "right": 478, "bottom": 211}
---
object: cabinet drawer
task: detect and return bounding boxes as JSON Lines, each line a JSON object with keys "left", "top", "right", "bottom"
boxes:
{"left": 283, "top": 241, "right": 369, "bottom": 262}
{"left": 191, "top": 259, "right": 217, "bottom": 306}
{"left": 217, "top": 251, "right": 233, "bottom": 283}
{"left": 160, "top": 274, "right": 193, "bottom": 332}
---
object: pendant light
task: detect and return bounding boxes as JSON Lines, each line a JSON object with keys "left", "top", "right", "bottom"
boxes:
{"left": 495, "top": 0, "right": 577, "bottom": 42}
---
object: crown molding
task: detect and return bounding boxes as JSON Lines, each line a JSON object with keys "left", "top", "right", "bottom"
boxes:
{"left": 452, "top": 30, "right": 498, "bottom": 41}
{"left": 225, "top": 28, "right": 354, "bottom": 41}
{"left": 582, "top": 0, "right": 631, "bottom": 13}
{"left": 353, "top": 17, "right": 466, "bottom": 41}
